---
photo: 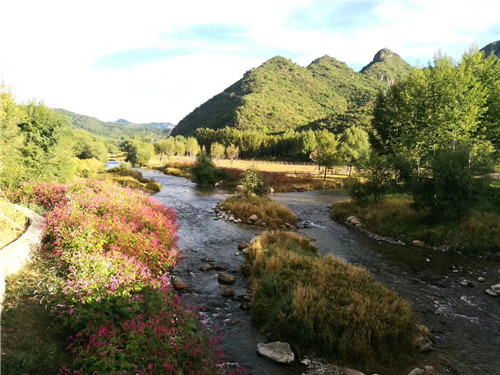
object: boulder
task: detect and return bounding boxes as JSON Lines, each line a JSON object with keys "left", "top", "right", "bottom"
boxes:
{"left": 215, "top": 182, "right": 220, "bottom": 187}
{"left": 491, "top": 283, "right": 500, "bottom": 290}
{"left": 257, "top": 341, "right": 294, "bottom": 364}
{"left": 238, "top": 242, "right": 249, "bottom": 250}
{"left": 172, "top": 279, "right": 188, "bottom": 290}
{"left": 411, "top": 239, "right": 426, "bottom": 247}
{"left": 249, "top": 214, "right": 259, "bottom": 222}
{"left": 346, "top": 215, "right": 356, "bottom": 222}
{"left": 485, "top": 289, "right": 498, "bottom": 297}
{"left": 218, "top": 273, "right": 236, "bottom": 284}
{"left": 350, "top": 218, "right": 361, "bottom": 225}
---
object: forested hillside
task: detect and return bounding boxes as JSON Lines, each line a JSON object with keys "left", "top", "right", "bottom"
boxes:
{"left": 172, "top": 49, "right": 410, "bottom": 136}
{"left": 55, "top": 109, "right": 169, "bottom": 140}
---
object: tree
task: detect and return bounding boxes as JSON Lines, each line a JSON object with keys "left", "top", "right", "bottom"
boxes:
{"left": 313, "top": 129, "right": 340, "bottom": 180}
{"left": 210, "top": 142, "right": 225, "bottom": 160}
{"left": 122, "top": 139, "right": 154, "bottom": 166}
{"left": 186, "top": 137, "right": 200, "bottom": 158}
{"left": 154, "top": 138, "right": 176, "bottom": 161}
{"left": 191, "top": 150, "right": 225, "bottom": 186}
{"left": 339, "top": 127, "right": 370, "bottom": 176}
{"left": 226, "top": 143, "right": 239, "bottom": 162}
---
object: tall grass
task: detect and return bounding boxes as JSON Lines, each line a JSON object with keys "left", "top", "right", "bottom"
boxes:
{"left": 0, "top": 196, "right": 28, "bottom": 248}
{"left": 331, "top": 196, "right": 500, "bottom": 254}
{"left": 221, "top": 195, "right": 297, "bottom": 227}
{"left": 244, "top": 231, "right": 417, "bottom": 374}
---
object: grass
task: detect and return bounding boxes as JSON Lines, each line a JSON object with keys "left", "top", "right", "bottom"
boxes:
{"left": 244, "top": 231, "right": 417, "bottom": 374}
{"left": 221, "top": 195, "right": 297, "bottom": 228}
{"left": 100, "top": 167, "right": 162, "bottom": 193}
{"left": 331, "top": 195, "right": 500, "bottom": 255}
{"left": 0, "top": 197, "right": 28, "bottom": 248}
{"left": 1, "top": 255, "right": 71, "bottom": 374}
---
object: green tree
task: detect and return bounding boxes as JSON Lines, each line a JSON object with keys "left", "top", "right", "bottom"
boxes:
{"left": 191, "top": 149, "right": 225, "bottom": 186}
{"left": 210, "top": 142, "right": 225, "bottom": 160}
{"left": 186, "top": 137, "right": 200, "bottom": 158}
{"left": 313, "top": 129, "right": 340, "bottom": 180}
{"left": 226, "top": 143, "right": 239, "bottom": 162}
{"left": 339, "top": 127, "right": 370, "bottom": 176}
{"left": 122, "top": 139, "right": 154, "bottom": 166}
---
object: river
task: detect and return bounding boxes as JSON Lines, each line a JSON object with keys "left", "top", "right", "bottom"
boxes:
{"left": 112, "top": 163, "right": 500, "bottom": 375}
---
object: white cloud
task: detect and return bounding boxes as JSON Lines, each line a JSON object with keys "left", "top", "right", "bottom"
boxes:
{"left": 1, "top": 0, "right": 498, "bottom": 123}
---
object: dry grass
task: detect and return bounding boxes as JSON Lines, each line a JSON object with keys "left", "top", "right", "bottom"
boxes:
{"left": 0, "top": 197, "right": 28, "bottom": 248}
{"left": 100, "top": 168, "right": 162, "bottom": 193}
{"left": 244, "top": 231, "right": 417, "bottom": 374}
{"left": 221, "top": 195, "right": 297, "bottom": 228}
{"left": 331, "top": 196, "right": 500, "bottom": 254}
{"left": 1, "top": 255, "right": 71, "bottom": 374}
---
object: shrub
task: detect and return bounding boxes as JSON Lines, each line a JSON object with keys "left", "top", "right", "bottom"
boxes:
{"left": 245, "top": 231, "right": 417, "bottom": 373}
{"left": 240, "top": 169, "right": 267, "bottom": 196}
{"left": 191, "top": 150, "right": 226, "bottom": 186}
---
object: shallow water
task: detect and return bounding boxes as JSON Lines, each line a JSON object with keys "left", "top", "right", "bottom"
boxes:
{"left": 114, "top": 163, "right": 500, "bottom": 375}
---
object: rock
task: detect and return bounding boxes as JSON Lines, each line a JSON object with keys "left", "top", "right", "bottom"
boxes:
{"left": 411, "top": 239, "right": 426, "bottom": 247}
{"left": 351, "top": 218, "right": 361, "bottom": 225}
{"left": 477, "top": 277, "right": 485, "bottom": 282}
{"left": 172, "top": 279, "right": 188, "bottom": 290}
{"left": 280, "top": 224, "right": 286, "bottom": 229}
{"left": 260, "top": 221, "right": 267, "bottom": 227}
{"left": 221, "top": 287, "right": 234, "bottom": 297}
{"left": 354, "top": 223, "right": 364, "bottom": 229}
{"left": 218, "top": 273, "right": 236, "bottom": 284}
{"left": 491, "top": 283, "right": 500, "bottom": 290}
{"left": 460, "top": 279, "right": 474, "bottom": 287}
{"left": 407, "top": 368, "right": 424, "bottom": 375}
{"left": 242, "top": 247, "right": 250, "bottom": 254}
{"left": 292, "top": 184, "right": 305, "bottom": 192}
{"left": 424, "top": 365, "right": 434, "bottom": 372}
{"left": 485, "top": 289, "right": 498, "bottom": 297}
{"left": 215, "top": 182, "right": 220, "bottom": 187}
{"left": 249, "top": 214, "right": 259, "bottom": 222}
{"left": 257, "top": 341, "right": 294, "bottom": 364}
{"left": 414, "top": 333, "right": 433, "bottom": 352}
{"left": 229, "top": 215, "right": 235, "bottom": 221}
{"left": 269, "top": 187, "right": 275, "bottom": 194}
{"left": 346, "top": 215, "right": 356, "bottom": 222}
{"left": 238, "top": 242, "right": 249, "bottom": 250}
{"left": 300, "top": 358, "right": 311, "bottom": 366}
{"left": 235, "top": 185, "right": 244, "bottom": 191}
{"left": 200, "top": 264, "right": 215, "bottom": 272}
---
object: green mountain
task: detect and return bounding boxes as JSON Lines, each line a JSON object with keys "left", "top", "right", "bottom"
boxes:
{"left": 172, "top": 50, "right": 410, "bottom": 136}
{"left": 360, "top": 48, "right": 412, "bottom": 84}
{"left": 55, "top": 109, "right": 169, "bottom": 140}
{"left": 480, "top": 40, "right": 500, "bottom": 59}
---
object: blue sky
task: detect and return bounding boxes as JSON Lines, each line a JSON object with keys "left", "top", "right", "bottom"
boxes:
{"left": 1, "top": 0, "right": 499, "bottom": 124}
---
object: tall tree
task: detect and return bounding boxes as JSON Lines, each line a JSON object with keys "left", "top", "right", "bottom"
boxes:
{"left": 313, "top": 129, "right": 340, "bottom": 180}
{"left": 339, "top": 127, "right": 370, "bottom": 176}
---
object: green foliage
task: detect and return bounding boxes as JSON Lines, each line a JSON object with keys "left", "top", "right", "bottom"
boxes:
{"left": 226, "top": 143, "right": 240, "bottom": 161}
{"left": 191, "top": 150, "right": 225, "bottom": 186}
{"left": 210, "top": 142, "right": 225, "bottom": 160}
{"left": 121, "top": 139, "right": 154, "bottom": 166}
{"left": 339, "top": 126, "right": 370, "bottom": 175}
{"left": 245, "top": 231, "right": 416, "bottom": 373}
{"left": 360, "top": 48, "right": 413, "bottom": 84}
{"left": 70, "top": 129, "right": 109, "bottom": 162}
{"left": 312, "top": 129, "right": 340, "bottom": 179}
{"left": 240, "top": 169, "right": 267, "bottom": 196}
{"left": 350, "top": 152, "right": 394, "bottom": 203}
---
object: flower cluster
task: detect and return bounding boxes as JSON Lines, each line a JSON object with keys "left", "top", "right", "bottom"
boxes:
{"left": 14, "top": 181, "right": 244, "bottom": 374}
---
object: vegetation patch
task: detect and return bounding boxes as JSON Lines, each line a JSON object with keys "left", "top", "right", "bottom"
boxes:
{"left": 157, "top": 161, "right": 194, "bottom": 179}
{"left": 0, "top": 196, "right": 28, "bottom": 248}
{"left": 244, "top": 231, "right": 417, "bottom": 373}
{"left": 331, "top": 196, "right": 500, "bottom": 255}
{"left": 101, "top": 166, "right": 162, "bottom": 193}
{"left": 4, "top": 181, "right": 243, "bottom": 374}
{"left": 221, "top": 195, "right": 297, "bottom": 228}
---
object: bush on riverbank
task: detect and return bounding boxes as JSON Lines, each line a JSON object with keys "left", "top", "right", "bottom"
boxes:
{"left": 101, "top": 167, "right": 161, "bottom": 192}
{"left": 331, "top": 196, "right": 500, "bottom": 254}
{"left": 221, "top": 195, "right": 297, "bottom": 228}
{"left": 4, "top": 181, "right": 243, "bottom": 374}
{"left": 244, "top": 231, "right": 417, "bottom": 373}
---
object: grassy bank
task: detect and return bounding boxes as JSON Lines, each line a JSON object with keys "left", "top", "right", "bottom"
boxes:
{"left": 244, "top": 231, "right": 417, "bottom": 373}
{"left": 100, "top": 167, "right": 162, "bottom": 192}
{"left": 221, "top": 195, "right": 297, "bottom": 228}
{"left": 331, "top": 195, "right": 500, "bottom": 255}
{"left": 0, "top": 196, "right": 28, "bottom": 248}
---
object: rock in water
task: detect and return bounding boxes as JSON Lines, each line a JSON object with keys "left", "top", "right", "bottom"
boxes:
{"left": 218, "top": 273, "right": 236, "bottom": 284}
{"left": 249, "top": 214, "right": 259, "bottom": 222}
{"left": 257, "top": 341, "right": 294, "bottom": 364}
{"left": 172, "top": 279, "right": 188, "bottom": 290}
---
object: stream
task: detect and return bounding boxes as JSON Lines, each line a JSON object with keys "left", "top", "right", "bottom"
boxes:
{"left": 113, "top": 163, "right": 500, "bottom": 375}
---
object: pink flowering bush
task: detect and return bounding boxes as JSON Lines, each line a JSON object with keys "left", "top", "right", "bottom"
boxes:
{"left": 12, "top": 181, "right": 245, "bottom": 374}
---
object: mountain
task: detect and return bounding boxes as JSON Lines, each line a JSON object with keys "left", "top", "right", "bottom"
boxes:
{"left": 55, "top": 109, "right": 169, "bottom": 140}
{"left": 480, "top": 40, "right": 500, "bottom": 59}
{"left": 360, "top": 48, "right": 412, "bottom": 84}
{"left": 171, "top": 49, "right": 410, "bottom": 137}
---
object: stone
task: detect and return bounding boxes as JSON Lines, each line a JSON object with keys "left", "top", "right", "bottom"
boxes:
{"left": 218, "top": 273, "right": 236, "bottom": 284}
{"left": 477, "top": 277, "right": 485, "bottom": 282}
{"left": 300, "top": 358, "right": 311, "bottom": 366}
{"left": 411, "top": 239, "right": 426, "bottom": 247}
{"left": 221, "top": 287, "right": 234, "bottom": 297}
{"left": 351, "top": 218, "right": 361, "bottom": 225}
{"left": 414, "top": 333, "right": 433, "bottom": 352}
{"left": 346, "top": 215, "right": 356, "bottom": 222}
{"left": 242, "top": 247, "right": 250, "bottom": 254}
{"left": 257, "top": 341, "right": 294, "bottom": 364}
{"left": 215, "top": 182, "right": 220, "bottom": 187}
{"left": 424, "top": 365, "right": 434, "bottom": 372}
{"left": 238, "top": 242, "right": 249, "bottom": 250}
{"left": 269, "top": 187, "right": 275, "bottom": 194}
{"left": 172, "top": 279, "right": 188, "bottom": 290}
{"left": 485, "top": 289, "right": 498, "bottom": 297}
{"left": 229, "top": 215, "right": 235, "bottom": 221}
{"left": 407, "top": 368, "right": 424, "bottom": 375}
{"left": 260, "top": 221, "right": 267, "bottom": 227}
{"left": 249, "top": 214, "right": 259, "bottom": 222}
{"left": 200, "top": 264, "right": 215, "bottom": 272}
{"left": 235, "top": 185, "right": 244, "bottom": 191}
{"left": 491, "top": 283, "right": 500, "bottom": 290}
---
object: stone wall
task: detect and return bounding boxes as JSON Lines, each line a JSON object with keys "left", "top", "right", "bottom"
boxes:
{"left": 0, "top": 206, "right": 43, "bottom": 310}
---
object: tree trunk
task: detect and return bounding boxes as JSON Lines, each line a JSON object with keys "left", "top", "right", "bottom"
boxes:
{"left": 324, "top": 168, "right": 327, "bottom": 181}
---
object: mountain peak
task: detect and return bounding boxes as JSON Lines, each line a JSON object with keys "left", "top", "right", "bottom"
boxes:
{"left": 372, "top": 48, "right": 399, "bottom": 63}
{"left": 360, "top": 48, "right": 411, "bottom": 84}
{"left": 480, "top": 40, "right": 500, "bottom": 59}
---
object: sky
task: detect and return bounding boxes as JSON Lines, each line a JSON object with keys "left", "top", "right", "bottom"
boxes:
{"left": 1, "top": 0, "right": 499, "bottom": 124}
